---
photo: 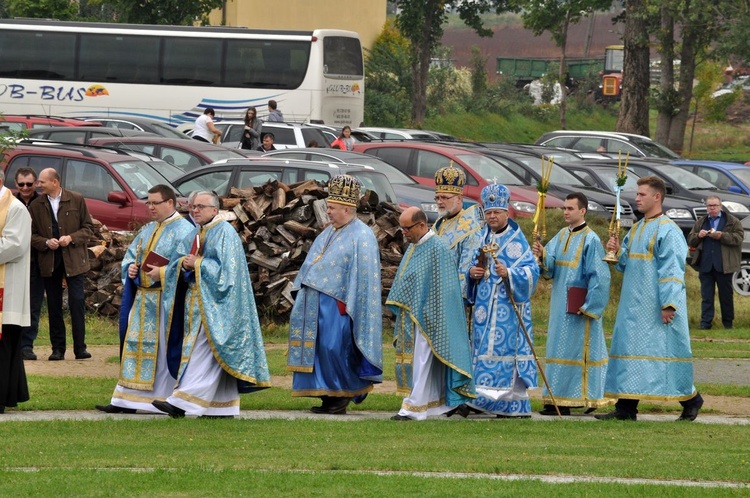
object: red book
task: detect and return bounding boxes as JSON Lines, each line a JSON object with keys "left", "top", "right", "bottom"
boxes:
{"left": 567, "top": 286, "right": 587, "bottom": 314}
{"left": 190, "top": 233, "right": 201, "bottom": 256}
{"left": 142, "top": 250, "right": 169, "bottom": 269}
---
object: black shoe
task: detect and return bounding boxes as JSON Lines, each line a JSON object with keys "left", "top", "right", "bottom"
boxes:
{"left": 538, "top": 405, "right": 570, "bottom": 416}
{"left": 584, "top": 407, "right": 597, "bottom": 414}
{"left": 445, "top": 404, "right": 470, "bottom": 418}
{"left": 95, "top": 404, "right": 136, "bottom": 414}
{"left": 21, "top": 348, "right": 37, "bottom": 361}
{"left": 48, "top": 350, "right": 64, "bottom": 361}
{"left": 75, "top": 350, "right": 92, "bottom": 360}
{"left": 391, "top": 414, "right": 413, "bottom": 421}
{"left": 594, "top": 410, "right": 636, "bottom": 421}
{"left": 151, "top": 400, "right": 186, "bottom": 418}
{"left": 677, "top": 394, "right": 704, "bottom": 422}
{"left": 698, "top": 323, "right": 711, "bottom": 330}
{"left": 723, "top": 322, "right": 733, "bottom": 330}
{"left": 326, "top": 397, "right": 351, "bottom": 414}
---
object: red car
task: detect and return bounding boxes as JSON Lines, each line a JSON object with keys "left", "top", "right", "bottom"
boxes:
{"left": 3, "top": 143, "right": 180, "bottom": 231}
{"left": 0, "top": 115, "right": 100, "bottom": 133}
{"left": 352, "top": 142, "right": 564, "bottom": 217}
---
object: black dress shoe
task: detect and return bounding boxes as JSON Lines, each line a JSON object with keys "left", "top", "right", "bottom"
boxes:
{"left": 698, "top": 324, "right": 711, "bottom": 330}
{"left": 48, "top": 350, "right": 64, "bottom": 361}
{"left": 677, "top": 394, "right": 704, "bottom": 422}
{"left": 594, "top": 410, "right": 636, "bottom": 421}
{"left": 96, "top": 404, "right": 136, "bottom": 414}
{"left": 538, "top": 405, "right": 570, "bottom": 416}
{"left": 723, "top": 322, "right": 733, "bottom": 330}
{"left": 391, "top": 414, "right": 413, "bottom": 421}
{"left": 445, "top": 404, "right": 470, "bottom": 418}
{"left": 21, "top": 348, "right": 37, "bottom": 361}
{"left": 75, "top": 350, "right": 92, "bottom": 360}
{"left": 152, "top": 400, "right": 186, "bottom": 418}
{"left": 584, "top": 407, "right": 597, "bottom": 414}
{"left": 326, "top": 397, "right": 351, "bottom": 414}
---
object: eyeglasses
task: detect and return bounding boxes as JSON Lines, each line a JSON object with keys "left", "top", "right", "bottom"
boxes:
{"left": 191, "top": 204, "right": 217, "bottom": 211}
{"left": 400, "top": 221, "right": 422, "bottom": 232}
{"left": 434, "top": 194, "right": 458, "bottom": 202}
{"left": 17, "top": 182, "right": 35, "bottom": 188}
{"left": 145, "top": 199, "right": 169, "bottom": 207}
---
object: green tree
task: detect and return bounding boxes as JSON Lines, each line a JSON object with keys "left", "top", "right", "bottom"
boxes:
{"left": 364, "top": 20, "right": 412, "bottom": 126}
{"left": 517, "top": 0, "right": 612, "bottom": 129}
{"left": 97, "top": 0, "right": 222, "bottom": 25}
{"left": 395, "top": 0, "right": 513, "bottom": 126}
{"left": 616, "top": 0, "right": 651, "bottom": 136}
{"left": 469, "top": 45, "right": 488, "bottom": 99}
{"left": 4, "top": 0, "right": 78, "bottom": 19}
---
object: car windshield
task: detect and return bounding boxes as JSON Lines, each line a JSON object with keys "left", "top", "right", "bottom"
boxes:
{"left": 456, "top": 154, "right": 521, "bottom": 184}
{"left": 509, "top": 156, "right": 586, "bottom": 185}
{"left": 203, "top": 149, "right": 246, "bottom": 163}
{"left": 151, "top": 123, "right": 191, "bottom": 139}
{"left": 349, "top": 171, "right": 398, "bottom": 204}
{"left": 730, "top": 167, "right": 750, "bottom": 186}
{"left": 657, "top": 164, "right": 716, "bottom": 189}
{"left": 590, "top": 168, "right": 641, "bottom": 192}
{"left": 631, "top": 137, "right": 680, "bottom": 159}
{"left": 110, "top": 160, "right": 178, "bottom": 198}
{"left": 345, "top": 157, "right": 416, "bottom": 184}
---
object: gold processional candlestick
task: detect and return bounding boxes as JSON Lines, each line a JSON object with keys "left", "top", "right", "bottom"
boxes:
{"left": 532, "top": 155, "right": 554, "bottom": 265}
{"left": 603, "top": 151, "right": 630, "bottom": 264}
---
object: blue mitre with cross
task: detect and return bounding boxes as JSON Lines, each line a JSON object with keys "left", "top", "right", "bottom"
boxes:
{"left": 481, "top": 184, "right": 510, "bottom": 211}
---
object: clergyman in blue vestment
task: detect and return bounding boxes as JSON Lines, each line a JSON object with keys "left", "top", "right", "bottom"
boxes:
{"left": 97, "top": 185, "right": 195, "bottom": 415}
{"left": 465, "top": 184, "right": 540, "bottom": 418}
{"left": 596, "top": 176, "right": 703, "bottom": 422}
{"left": 387, "top": 207, "right": 475, "bottom": 421}
{"left": 532, "top": 192, "right": 613, "bottom": 416}
{"left": 287, "top": 175, "right": 383, "bottom": 415}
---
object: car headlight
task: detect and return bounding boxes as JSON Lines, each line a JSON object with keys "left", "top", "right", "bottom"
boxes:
{"left": 509, "top": 201, "right": 536, "bottom": 213}
{"left": 665, "top": 208, "right": 693, "bottom": 219}
{"left": 587, "top": 201, "right": 605, "bottom": 211}
{"left": 722, "top": 201, "right": 750, "bottom": 213}
{"left": 421, "top": 202, "right": 438, "bottom": 212}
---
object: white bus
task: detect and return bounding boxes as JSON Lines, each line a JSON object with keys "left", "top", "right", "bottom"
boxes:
{"left": 0, "top": 19, "right": 364, "bottom": 127}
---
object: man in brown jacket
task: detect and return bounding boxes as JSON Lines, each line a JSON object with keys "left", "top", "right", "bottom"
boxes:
{"left": 687, "top": 195, "right": 744, "bottom": 330}
{"left": 29, "top": 168, "right": 94, "bottom": 360}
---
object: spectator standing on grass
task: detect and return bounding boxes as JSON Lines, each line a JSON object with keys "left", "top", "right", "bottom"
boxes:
{"left": 0, "top": 169, "right": 32, "bottom": 413}
{"left": 465, "top": 184, "right": 539, "bottom": 418}
{"left": 331, "top": 126, "right": 355, "bottom": 151}
{"left": 597, "top": 175, "right": 704, "bottom": 422}
{"left": 240, "top": 106, "right": 263, "bottom": 150}
{"left": 29, "top": 168, "right": 93, "bottom": 361}
{"left": 96, "top": 185, "right": 195, "bottom": 414}
{"left": 193, "top": 108, "right": 222, "bottom": 144}
{"left": 14, "top": 168, "right": 43, "bottom": 361}
{"left": 686, "top": 195, "right": 743, "bottom": 330}
{"left": 287, "top": 175, "right": 383, "bottom": 415}
{"left": 267, "top": 100, "right": 284, "bottom": 122}
{"left": 532, "top": 192, "right": 612, "bottom": 416}
{"left": 152, "top": 192, "right": 270, "bottom": 418}
{"left": 387, "top": 207, "right": 475, "bottom": 421}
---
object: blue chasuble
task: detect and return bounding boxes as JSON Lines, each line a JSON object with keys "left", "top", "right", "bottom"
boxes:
{"left": 432, "top": 204, "right": 484, "bottom": 298}
{"left": 118, "top": 214, "right": 195, "bottom": 389}
{"left": 605, "top": 215, "right": 696, "bottom": 401}
{"left": 387, "top": 234, "right": 476, "bottom": 406}
{"left": 541, "top": 225, "right": 613, "bottom": 408}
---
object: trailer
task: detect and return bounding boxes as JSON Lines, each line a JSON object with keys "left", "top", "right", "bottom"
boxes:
{"left": 496, "top": 56, "right": 604, "bottom": 88}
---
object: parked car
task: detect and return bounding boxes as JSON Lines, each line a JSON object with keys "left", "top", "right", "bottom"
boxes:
{"left": 24, "top": 126, "right": 155, "bottom": 143}
{"left": 353, "top": 142, "right": 565, "bottom": 218}
{"left": 3, "top": 143, "right": 181, "bottom": 231}
{"left": 87, "top": 136, "right": 246, "bottom": 173}
{"left": 671, "top": 160, "right": 750, "bottom": 195}
{"left": 172, "top": 159, "right": 401, "bottom": 210}
{"left": 0, "top": 115, "right": 100, "bottom": 134}
{"left": 581, "top": 159, "right": 750, "bottom": 217}
{"left": 210, "top": 121, "right": 331, "bottom": 149}
{"left": 262, "top": 148, "right": 443, "bottom": 221}
{"left": 536, "top": 130, "right": 680, "bottom": 160}
{"left": 356, "top": 127, "right": 439, "bottom": 141}
{"left": 564, "top": 162, "right": 707, "bottom": 234}
{"left": 734, "top": 216, "right": 750, "bottom": 295}
{"left": 83, "top": 117, "right": 191, "bottom": 139}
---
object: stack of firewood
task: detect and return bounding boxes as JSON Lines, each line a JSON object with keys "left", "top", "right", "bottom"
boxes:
{"left": 84, "top": 179, "right": 407, "bottom": 323}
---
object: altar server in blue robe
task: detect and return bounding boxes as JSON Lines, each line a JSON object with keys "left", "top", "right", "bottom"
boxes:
{"left": 532, "top": 192, "right": 612, "bottom": 416}
{"left": 287, "top": 175, "right": 383, "bottom": 415}
{"left": 596, "top": 176, "right": 703, "bottom": 422}
{"left": 152, "top": 191, "right": 270, "bottom": 418}
{"left": 466, "top": 184, "right": 540, "bottom": 418}
{"left": 97, "top": 185, "right": 195, "bottom": 414}
{"left": 387, "top": 207, "right": 475, "bottom": 421}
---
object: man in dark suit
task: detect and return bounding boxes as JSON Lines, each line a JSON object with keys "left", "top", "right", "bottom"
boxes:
{"left": 687, "top": 195, "right": 744, "bottom": 329}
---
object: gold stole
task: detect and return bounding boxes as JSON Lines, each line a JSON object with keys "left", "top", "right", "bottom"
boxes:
{"left": 0, "top": 189, "right": 15, "bottom": 327}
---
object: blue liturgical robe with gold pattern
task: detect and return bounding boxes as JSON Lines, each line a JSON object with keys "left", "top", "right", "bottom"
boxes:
{"left": 387, "top": 234, "right": 476, "bottom": 406}
{"left": 169, "top": 218, "right": 271, "bottom": 392}
{"left": 118, "top": 213, "right": 195, "bottom": 390}
{"left": 605, "top": 215, "right": 697, "bottom": 401}
{"left": 288, "top": 218, "right": 383, "bottom": 398}
{"left": 540, "top": 225, "right": 612, "bottom": 408}
{"left": 466, "top": 220, "right": 539, "bottom": 416}
{"left": 432, "top": 204, "right": 484, "bottom": 298}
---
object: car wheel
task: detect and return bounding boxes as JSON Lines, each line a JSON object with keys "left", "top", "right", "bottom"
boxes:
{"left": 731, "top": 261, "right": 750, "bottom": 296}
